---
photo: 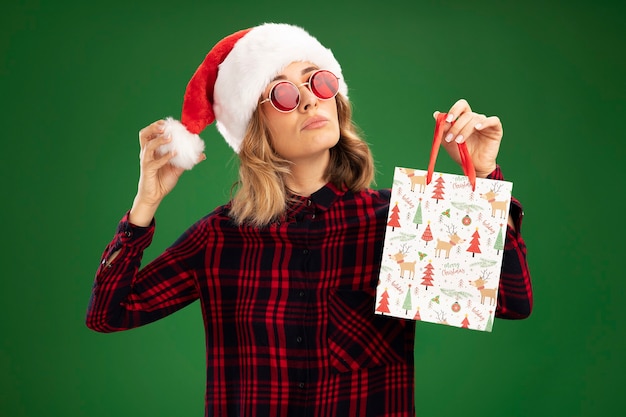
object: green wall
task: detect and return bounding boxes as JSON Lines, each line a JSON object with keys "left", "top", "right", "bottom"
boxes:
{"left": 2, "top": 0, "right": 624, "bottom": 416}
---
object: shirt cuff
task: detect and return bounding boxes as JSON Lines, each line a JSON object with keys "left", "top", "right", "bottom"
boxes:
{"left": 486, "top": 165, "right": 504, "bottom": 181}
{"left": 115, "top": 211, "right": 156, "bottom": 247}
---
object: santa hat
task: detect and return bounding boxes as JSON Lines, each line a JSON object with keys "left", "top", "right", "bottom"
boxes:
{"left": 161, "top": 22, "right": 348, "bottom": 168}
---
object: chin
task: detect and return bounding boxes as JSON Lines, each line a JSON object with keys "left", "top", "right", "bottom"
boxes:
{"left": 305, "top": 126, "right": 340, "bottom": 145}
{"left": 310, "top": 136, "right": 340, "bottom": 154}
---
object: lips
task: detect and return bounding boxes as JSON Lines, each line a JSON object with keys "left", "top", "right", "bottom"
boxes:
{"left": 302, "top": 115, "right": 329, "bottom": 130}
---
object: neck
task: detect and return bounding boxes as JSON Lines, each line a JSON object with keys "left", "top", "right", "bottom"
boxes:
{"left": 284, "top": 152, "right": 330, "bottom": 196}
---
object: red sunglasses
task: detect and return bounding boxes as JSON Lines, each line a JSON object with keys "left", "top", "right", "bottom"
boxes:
{"left": 259, "top": 69, "right": 340, "bottom": 113}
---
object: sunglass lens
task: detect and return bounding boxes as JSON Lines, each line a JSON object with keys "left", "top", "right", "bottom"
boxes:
{"left": 271, "top": 82, "right": 299, "bottom": 112}
{"left": 310, "top": 71, "right": 339, "bottom": 100}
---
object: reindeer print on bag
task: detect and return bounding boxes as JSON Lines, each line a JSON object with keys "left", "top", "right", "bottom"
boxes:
{"left": 389, "top": 243, "right": 417, "bottom": 279}
{"left": 480, "top": 183, "right": 509, "bottom": 219}
{"left": 469, "top": 270, "right": 498, "bottom": 306}
{"left": 435, "top": 224, "right": 465, "bottom": 259}
{"left": 399, "top": 168, "right": 427, "bottom": 193}
{"left": 376, "top": 167, "right": 513, "bottom": 331}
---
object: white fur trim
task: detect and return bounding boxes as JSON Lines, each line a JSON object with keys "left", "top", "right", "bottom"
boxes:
{"left": 213, "top": 23, "right": 347, "bottom": 153}
{"left": 158, "top": 117, "right": 205, "bottom": 170}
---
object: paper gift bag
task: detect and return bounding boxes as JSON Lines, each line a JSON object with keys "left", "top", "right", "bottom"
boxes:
{"left": 375, "top": 113, "right": 513, "bottom": 332}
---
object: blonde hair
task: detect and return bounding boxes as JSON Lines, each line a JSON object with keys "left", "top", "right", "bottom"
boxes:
{"left": 229, "top": 94, "right": 374, "bottom": 227}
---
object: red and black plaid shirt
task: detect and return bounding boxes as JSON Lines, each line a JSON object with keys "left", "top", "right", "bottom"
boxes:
{"left": 86, "top": 166, "right": 532, "bottom": 417}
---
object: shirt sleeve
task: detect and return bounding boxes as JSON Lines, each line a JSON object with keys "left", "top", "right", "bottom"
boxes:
{"left": 85, "top": 211, "right": 204, "bottom": 332}
{"left": 488, "top": 166, "right": 533, "bottom": 319}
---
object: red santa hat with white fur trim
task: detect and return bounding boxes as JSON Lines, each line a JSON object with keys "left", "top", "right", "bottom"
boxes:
{"left": 161, "top": 23, "right": 348, "bottom": 169}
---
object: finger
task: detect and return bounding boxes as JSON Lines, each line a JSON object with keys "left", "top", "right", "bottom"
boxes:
{"left": 443, "top": 112, "right": 487, "bottom": 143}
{"left": 146, "top": 134, "right": 172, "bottom": 155}
{"left": 433, "top": 110, "right": 454, "bottom": 123}
{"left": 474, "top": 115, "right": 501, "bottom": 131}
{"left": 443, "top": 111, "right": 476, "bottom": 142}
{"left": 473, "top": 114, "right": 486, "bottom": 130}
{"left": 445, "top": 99, "right": 471, "bottom": 124}
{"left": 150, "top": 149, "right": 178, "bottom": 170}
{"left": 452, "top": 113, "right": 488, "bottom": 144}
{"left": 140, "top": 135, "right": 172, "bottom": 165}
{"left": 433, "top": 111, "right": 453, "bottom": 128}
{"left": 138, "top": 120, "right": 166, "bottom": 148}
{"left": 432, "top": 110, "right": 454, "bottom": 127}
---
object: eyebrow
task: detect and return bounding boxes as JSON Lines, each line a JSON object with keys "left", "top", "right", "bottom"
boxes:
{"left": 271, "top": 65, "right": 319, "bottom": 82}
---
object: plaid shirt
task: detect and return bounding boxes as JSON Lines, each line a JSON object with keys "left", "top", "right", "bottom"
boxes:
{"left": 86, "top": 166, "right": 532, "bottom": 417}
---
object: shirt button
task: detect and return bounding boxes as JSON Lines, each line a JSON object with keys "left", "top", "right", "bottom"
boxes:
{"left": 299, "top": 291, "right": 306, "bottom": 297}
{"left": 296, "top": 336, "right": 303, "bottom": 343}
{"left": 298, "top": 382, "right": 305, "bottom": 389}
{"left": 124, "top": 230, "right": 132, "bottom": 237}
{"left": 307, "top": 199, "right": 312, "bottom": 207}
{"left": 303, "top": 249, "right": 309, "bottom": 255}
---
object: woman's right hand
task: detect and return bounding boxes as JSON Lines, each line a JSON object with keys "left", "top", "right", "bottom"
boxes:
{"left": 129, "top": 120, "right": 185, "bottom": 226}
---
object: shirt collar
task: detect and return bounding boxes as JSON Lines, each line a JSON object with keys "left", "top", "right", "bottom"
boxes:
{"left": 310, "top": 182, "right": 346, "bottom": 212}
{"left": 288, "top": 182, "right": 346, "bottom": 213}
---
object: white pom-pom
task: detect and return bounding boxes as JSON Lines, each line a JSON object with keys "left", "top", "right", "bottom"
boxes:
{"left": 157, "top": 117, "right": 205, "bottom": 170}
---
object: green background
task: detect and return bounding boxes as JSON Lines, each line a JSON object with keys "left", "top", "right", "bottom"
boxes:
{"left": 2, "top": 0, "right": 624, "bottom": 416}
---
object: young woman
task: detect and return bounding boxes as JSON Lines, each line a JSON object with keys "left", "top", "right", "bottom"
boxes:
{"left": 86, "top": 23, "right": 532, "bottom": 417}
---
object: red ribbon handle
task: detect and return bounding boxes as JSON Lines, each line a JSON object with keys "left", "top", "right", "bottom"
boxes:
{"left": 426, "top": 112, "right": 476, "bottom": 191}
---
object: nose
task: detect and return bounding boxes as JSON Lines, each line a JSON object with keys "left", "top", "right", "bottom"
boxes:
{"left": 297, "top": 82, "right": 317, "bottom": 112}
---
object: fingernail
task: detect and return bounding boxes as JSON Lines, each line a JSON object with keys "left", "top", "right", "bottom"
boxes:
{"left": 446, "top": 113, "right": 455, "bottom": 123}
{"left": 475, "top": 123, "right": 482, "bottom": 130}
{"left": 455, "top": 134, "right": 464, "bottom": 143}
{"left": 445, "top": 133, "right": 454, "bottom": 142}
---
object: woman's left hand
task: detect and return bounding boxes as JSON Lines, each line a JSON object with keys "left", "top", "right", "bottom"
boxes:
{"left": 434, "top": 99, "right": 503, "bottom": 178}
